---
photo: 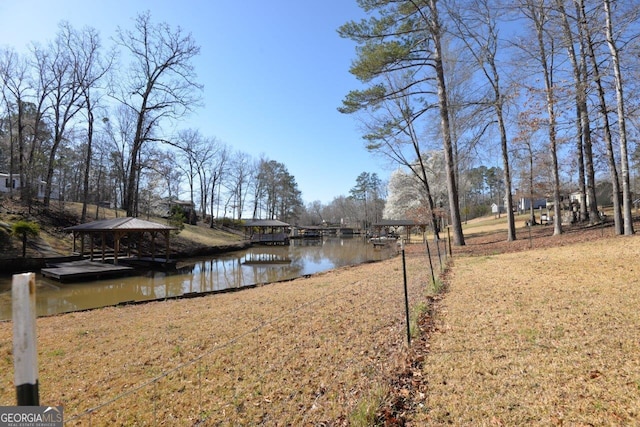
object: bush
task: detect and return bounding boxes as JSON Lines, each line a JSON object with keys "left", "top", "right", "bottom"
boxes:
{"left": 168, "top": 205, "right": 186, "bottom": 232}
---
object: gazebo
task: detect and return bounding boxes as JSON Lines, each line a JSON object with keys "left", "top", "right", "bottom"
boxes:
{"left": 64, "top": 217, "right": 177, "bottom": 265}
{"left": 243, "top": 219, "right": 290, "bottom": 245}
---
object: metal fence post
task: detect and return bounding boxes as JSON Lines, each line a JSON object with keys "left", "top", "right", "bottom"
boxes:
{"left": 401, "top": 240, "right": 411, "bottom": 346}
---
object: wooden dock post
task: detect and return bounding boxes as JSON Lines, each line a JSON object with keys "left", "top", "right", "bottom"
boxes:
{"left": 12, "top": 272, "right": 39, "bottom": 405}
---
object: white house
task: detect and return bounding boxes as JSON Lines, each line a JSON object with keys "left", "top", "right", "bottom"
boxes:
{"left": 517, "top": 197, "right": 547, "bottom": 211}
{"left": 569, "top": 191, "right": 592, "bottom": 210}
{"left": 0, "top": 173, "right": 17, "bottom": 194}
{"left": 491, "top": 202, "right": 505, "bottom": 214}
{"left": 151, "top": 198, "right": 196, "bottom": 219}
{"left": 0, "top": 173, "right": 60, "bottom": 200}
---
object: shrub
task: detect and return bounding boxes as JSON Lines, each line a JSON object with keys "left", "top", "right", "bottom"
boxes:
{"left": 168, "top": 205, "right": 186, "bottom": 232}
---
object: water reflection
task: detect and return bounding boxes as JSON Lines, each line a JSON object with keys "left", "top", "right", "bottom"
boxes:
{"left": 0, "top": 237, "right": 396, "bottom": 320}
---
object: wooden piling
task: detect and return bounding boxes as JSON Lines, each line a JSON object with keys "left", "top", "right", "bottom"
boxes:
{"left": 12, "top": 273, "right": 39, "bottom": 405}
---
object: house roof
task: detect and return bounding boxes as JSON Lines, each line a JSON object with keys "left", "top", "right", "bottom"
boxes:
{"left": 64, "top": 217, "right": 177, "bottom": 232}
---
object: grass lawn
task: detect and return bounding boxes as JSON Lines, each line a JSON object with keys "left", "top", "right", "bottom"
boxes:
{"left": 0, "top": 243, "right": 440, "bottom": 425}
{"left": 3, "top": 203, "right": 639, "bottom": 425}
{"left": 411, "top": 227, "right": 640, "bottom": 425}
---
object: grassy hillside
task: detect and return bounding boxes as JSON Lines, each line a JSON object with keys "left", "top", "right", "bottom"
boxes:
{"left": 0, "top": 199, "right": 245, "bottom": 260}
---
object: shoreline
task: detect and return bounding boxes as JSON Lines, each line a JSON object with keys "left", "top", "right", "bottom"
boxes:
{"left": 0, "top": 257, "right": 387, "bottom": 324}
{"left": 1, "top": 241, "right": 400, "bottom": 322}
{"left": 0, "top": 241, "right": 252, "bottom": 275}
{"left": 0, "top": 249, "right": 433, "bottom": 424}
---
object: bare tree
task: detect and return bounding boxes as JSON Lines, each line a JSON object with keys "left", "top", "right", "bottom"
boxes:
{"left": 249, "top": 155, "right": 266, "bottom": 219}
{"left": 577, "top": 0, "right": 622, "bottom": 233}
{"left": 69, "top": 24, "right": 113, "bottom": 221}
{"left": 227, "top": 151, "right": 255, "bottom": 220}
{"left": 603, "top": 0, "right": 634, "bottom": 235}
{"left": 103, "top": 104, "right": 136, "bottom": 211}
{"left": 358, "top": 74, "right": 441, "bottom": 238}
{"left": 518, "top": 0, "right": 563, "bottom": 235}
{"left": 42, "top": 22, "right": 88, "bottom": 208}
{"left": 196, "top": 143, "right": 214, "bottom": 221}
{"left": 512, "top": 103, "right": 547, "bottom": 225}
{"left": 449, "top": 0, "right": 517, "bottom": 241}
{"left": 553, "top": 0, "right": 599, "bottom": 224}
{"left": 9, "top": 44, "right": 55, "bottom": 207}
{"left": 0, "top": 48, "right": 29, "bottom": 199}
{"left": 175, "top": 128, "right": 203, "bottom": 212}
{"left": 113, "top": 11, "right": 202, "bottom": 217}
{"left": 157, "top": 149, "right": 183, "bottom": 203}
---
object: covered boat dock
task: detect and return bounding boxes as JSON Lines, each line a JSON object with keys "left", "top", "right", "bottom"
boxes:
{"left": 63, "top": 217, "right": 177, "bottom": 266}
{"left": 371, "top": 219, "right": 431, "bottom": 243}
{"left": 42, "top": 217, "right": 177, "bottom": 281}
{"left": 244, "top": 219, "right": 290, "bottom": 245}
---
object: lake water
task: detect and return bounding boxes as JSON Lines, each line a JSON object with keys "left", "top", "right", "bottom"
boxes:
{"left": 0, "top": 237, "right": 397, "bottom": 320}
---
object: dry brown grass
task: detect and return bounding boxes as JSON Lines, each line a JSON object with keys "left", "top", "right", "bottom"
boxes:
{"left": 177, "top": 222, "right": 244, "bottom": 246}
{"left": 4, "top": 204, "right": 639, "bottom": 425}
{"left": 0, "top": 245, "right": 439, "bottom": 425}
{"left": 411, "top": 227, "right": 640, "bottom": 425}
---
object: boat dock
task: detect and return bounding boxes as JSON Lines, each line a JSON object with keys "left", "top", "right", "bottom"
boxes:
{"left": 119, "top": 257, "right": 177, "bottom": 269}
{"left": 41, "top": 260, "right": 134, "bottom": 282}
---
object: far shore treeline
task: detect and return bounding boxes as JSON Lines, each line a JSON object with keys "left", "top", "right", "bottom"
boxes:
{"left": 2, "top": 1, "right": 640, "bottom": 246}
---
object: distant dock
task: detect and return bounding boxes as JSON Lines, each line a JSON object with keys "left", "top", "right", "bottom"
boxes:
{"left": 41, "top": 260, "right": 134, "bottom": 282}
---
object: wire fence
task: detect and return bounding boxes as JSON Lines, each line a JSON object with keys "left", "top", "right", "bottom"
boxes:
{"left": 60, "top": 238, "right": 449, "bottom": 425}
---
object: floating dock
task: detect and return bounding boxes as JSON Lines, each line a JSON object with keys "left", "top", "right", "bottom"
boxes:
{"left": 41, "top": 260, "right": 134, "bottom": 282}
{"left": 119, "top": 257, "right": 177, "bottom": 269}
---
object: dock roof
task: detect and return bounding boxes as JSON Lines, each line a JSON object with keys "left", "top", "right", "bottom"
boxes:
{"left": 243, "top": 219, "right": 290, "bottom": 227}
{"left": 65, "top": 217, "right": 177, "bottom": 232}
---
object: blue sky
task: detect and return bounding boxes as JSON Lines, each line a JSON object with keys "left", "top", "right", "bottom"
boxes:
{"left": 0, "top": 0, "right": 391, "bottom": 204}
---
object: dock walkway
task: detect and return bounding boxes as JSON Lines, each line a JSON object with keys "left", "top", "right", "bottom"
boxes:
{"left": 41, "top": 260, "right": 134, "bottom": 281}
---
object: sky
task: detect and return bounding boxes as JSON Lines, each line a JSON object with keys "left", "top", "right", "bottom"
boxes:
{"left": 0, "top": 0, "right": 392, "bottom": 205}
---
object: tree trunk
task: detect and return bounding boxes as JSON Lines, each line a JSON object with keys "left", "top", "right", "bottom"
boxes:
{"left": 575, "top": 3, "right": 599, "bottom": 225}
{"left": 556, "top": 0, "right": 594, "bottom": 223}
{"left": 497, "top": 102, "right": 516, "bottom": 241}
{"left": 21, "top": 233, "right": 26, "bottom": 258}
{"left": 579, "top": 0, "right": 622, "bottom": 233}
{"left": 604, "top": 0, "right": 634, "bottom": 235}
{"left": 528, "top": 143, "right": 536, "bottom": 225}
{"left": 81, "top": 100, "right": 94, "bottom": 223}
{"left": 531, "top": 1, "right": 562, "bottom": 235}
{"left": 125, "top": 146, "right": 138, "bottom": 217}
{"left": 430, "top": 0, "right": 464, "bottom": 246}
